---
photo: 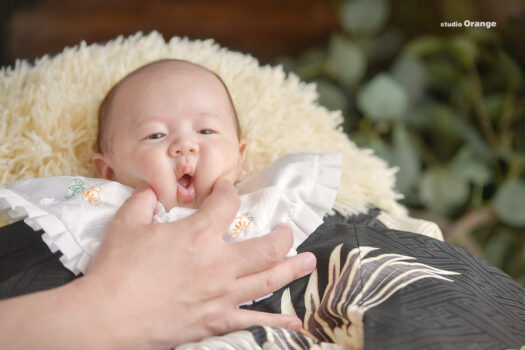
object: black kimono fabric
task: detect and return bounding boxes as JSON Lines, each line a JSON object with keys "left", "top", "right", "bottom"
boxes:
{"left": 1, "top": 210, "right": 524, "bottom": 349}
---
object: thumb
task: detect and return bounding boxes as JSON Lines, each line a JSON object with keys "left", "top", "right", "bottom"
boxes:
{"left": 87, "top": 185, "right": 158, "bottom": 273}
{"left": 113, "top": 184, "right": 158, "bottom": 226}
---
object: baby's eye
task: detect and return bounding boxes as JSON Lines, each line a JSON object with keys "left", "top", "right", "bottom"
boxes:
{"left": 198, "top": 129, "right": 215, "bottom": 135}
{"left": 146, "top": 133, "right": 165, "bottom": 140}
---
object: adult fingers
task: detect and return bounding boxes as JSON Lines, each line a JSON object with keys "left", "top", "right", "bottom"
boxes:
{"left": 233, "top": 252, "right": 316, "bottom": 305}
{"left": 215, "top": 309, "right": 303, "bottom": 335}
{"left": 232, "top": 223, "right": 294, "bottom": 277}
{"left": 182, "top": 178, "right": 240, "bottom": 236}
{"left": 112, "top": 184, "right": 158, "bottom": 226}
{"left": 87, "top": 185, "right": 158, "bottom": 273}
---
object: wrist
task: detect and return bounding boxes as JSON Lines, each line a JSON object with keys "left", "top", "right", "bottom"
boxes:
{"left": 0, "top": 277, "right": 122, "bottom": 350}
{"left": 71, "top": 275, "right": 145, "bottom": 350}
{"left": 52, "top": 277, "right": 121, "bottom": 349}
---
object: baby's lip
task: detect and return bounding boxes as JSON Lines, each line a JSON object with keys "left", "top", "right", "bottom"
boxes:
{"left": 177, "top": 176, "right": 196, "bottom": 203}
{"left": 176, "top": 163, "right": 196, "bottom": 204}
{"left": 176, "top": 162, "right": 195, "bottom": 180}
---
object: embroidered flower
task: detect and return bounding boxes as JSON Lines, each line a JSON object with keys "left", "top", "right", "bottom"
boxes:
{"left": 226, "top": 213, "right": 256, "bottom": 239}
{"left": 64, "top": 179, "right": 103, "bottom": 206}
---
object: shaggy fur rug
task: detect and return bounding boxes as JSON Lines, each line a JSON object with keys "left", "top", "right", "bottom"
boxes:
{"left": 0, "top": 31, "right": 405, "bottom": 218}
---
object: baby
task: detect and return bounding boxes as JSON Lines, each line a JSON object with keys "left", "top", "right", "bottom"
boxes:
{"left": 93, "top": 59, "right": 246, "bottom": 211}
{"left": 0, "top": 59, "right": 341, "bottom": 276}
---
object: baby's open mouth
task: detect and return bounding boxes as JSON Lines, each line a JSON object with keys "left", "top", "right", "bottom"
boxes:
{"left": 178, "top": 174, "right": 192, "bottom": 189}
{"left": 177, "top": 173, "right": 196, "bottom": 203}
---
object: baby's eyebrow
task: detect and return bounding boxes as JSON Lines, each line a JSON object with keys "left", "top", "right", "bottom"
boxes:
{"left": 134, "top": 116, "right": 167, "bottom": 125}
{"left": 130, "top": 118, "right": 168, "bottom": 133}
{"left": 194, "top": 111, "right": 220, "bottom": 120}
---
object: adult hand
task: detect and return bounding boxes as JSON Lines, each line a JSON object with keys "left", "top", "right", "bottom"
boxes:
{"left": 84, "top": 179, "right": 316, "bottom": 348}
{"left": 0, "top": 179, "right": 315, "bottom": 350}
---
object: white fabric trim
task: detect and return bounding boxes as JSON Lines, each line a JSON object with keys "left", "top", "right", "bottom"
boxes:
{"left": 0, "top": 153, "right": 341, "bottom": 275}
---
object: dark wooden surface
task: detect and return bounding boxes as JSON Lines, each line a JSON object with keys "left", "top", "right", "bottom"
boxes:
{"left": 1, "top": 0, "right": 339, "bottom": 67}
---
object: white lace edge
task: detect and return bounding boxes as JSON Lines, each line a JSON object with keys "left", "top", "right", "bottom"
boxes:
{"left": 287, "top": 153, "right": 342, "bottom": 251}
{"left": 0, "top": 187, "right": 88, "bottom": 275}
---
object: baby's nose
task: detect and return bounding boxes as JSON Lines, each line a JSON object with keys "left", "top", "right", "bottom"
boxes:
{"left": 168, "top": 139, "right": 199, "bottom": 157}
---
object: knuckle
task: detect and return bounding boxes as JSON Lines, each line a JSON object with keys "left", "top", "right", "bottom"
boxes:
{"left": 191, "top": 215, "right": 212, "bottom": 235}
{"left": 203, "top": 309, "right": 230, "bottom": 335}
{"left": 263, "top": 274, "right": 275, "bottom": 292}
{"left": 265, "top": 240, "right": 282, "bottom": 263}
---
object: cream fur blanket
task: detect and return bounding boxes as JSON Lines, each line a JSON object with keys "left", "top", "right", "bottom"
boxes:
{"left": 0, "top": 31, "right": 406, "bottom": 219}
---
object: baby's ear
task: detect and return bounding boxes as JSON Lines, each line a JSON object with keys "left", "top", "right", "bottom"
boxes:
{"left": 236, "top": 140, "right": 248, "bottom": 178}
{"left": 92, "top": 153, "right": 116, "bottom": 181}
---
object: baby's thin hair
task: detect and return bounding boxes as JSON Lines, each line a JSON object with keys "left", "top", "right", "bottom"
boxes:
{"left": 96, "top": 59, "right": 241, "bottom": 154}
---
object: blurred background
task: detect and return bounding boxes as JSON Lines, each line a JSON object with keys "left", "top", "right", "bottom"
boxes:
{"left": 1, "top": 0, "right": 524, "bottom": 284}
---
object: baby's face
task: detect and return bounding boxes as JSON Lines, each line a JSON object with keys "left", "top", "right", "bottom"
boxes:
{"left": 96, "top": 62, "right": 245, "bottom": 210}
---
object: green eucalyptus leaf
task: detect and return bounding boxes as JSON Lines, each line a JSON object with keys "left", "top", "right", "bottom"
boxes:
{"left": 326, "top": 35, "right": 367, "bottom": 88}
{"left": 495, "top": 149, "right": 525, "bottom": 168}
{"left": 296, "top": 48, "right": 326, "bottom": 80}
{"left": 492, "top": 179, "right": 525, "bottom": 227}
{"left": 449, "top": 35, "right": 478, "bottom": 66}
{"left": 422, "top": 102, "right": 493, "bottom": 160}
{"left": 403, "top": 105, "right": 431, "bottom": 129}
{"left": 356, "top": 73, "right": 408, "bottom": 122}
{"left": 423, "top": 102, "right": 463, "bottom": 138}
{"left": 451, "top": 147, "right": 492, "bottom": 185}
{"left": 425, "top": 57, "right": 461, "bottom": 90}
{"left": 498, "top": 50, "right": 523, "bottom": 90}
{"left": 418, "top": 166, "right": 470, "bottom": 216}
{"left": 466, "top": 27, "right": 499, "bottom": 44}
{"left": 460, "top": 129, "right": 493, "bottom": 162}
{"left": 484, "top": 93, "right": 508, "bottom": 121}
{"left": 355, "top": 37, "right": 377, "bottom": 58}
{"left": 368, "top": 138, "right": 395, "bottom": 166}
{"left": 456, "top": 77, "right": 475, "bottom": 110}
{"left": 483, "top": 229, "right": 514, "bottom": 267}
{"left": 298, "top": 48, "right": 326, "bottom": 66}
{"left": 314, "top": 80, "right": 349, "bottom": 113}
{"left": 353, "top": 132, "right": 395, "bottom": 166}
{"left": 392, "top": 55, "right": 426, "bottom": 103}
{"left": 392, "top": 123, "right": 421, "bottom": 202}
{"left": 340, "top": 0, "right": 389, "bottom": 36}
{"left": 374, "top": 29, "right": 403, "bottom": 62}
{"left": 404, "top": 36, "right": 446, "bottom": 57}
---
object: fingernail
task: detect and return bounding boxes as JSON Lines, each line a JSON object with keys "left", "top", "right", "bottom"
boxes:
{"left": 287, "top": 318, "right": 302, "bottom": 331}
{"left": 302, "top": 253, "right": 316, "bottom": 273}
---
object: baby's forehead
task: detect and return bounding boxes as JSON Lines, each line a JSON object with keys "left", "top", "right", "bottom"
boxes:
{"left": 112, "top": 61, "right": 227, "bottom": 104}
{"left": 105, "top": 60, "right": 240, "bottom": 133}
{"left": 126, "top": 60, "right": 214, "bottom": 85}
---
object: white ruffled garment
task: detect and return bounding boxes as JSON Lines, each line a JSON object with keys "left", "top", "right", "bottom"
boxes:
{"left": 0, "top": 153, "right": 341, "bottom": 275}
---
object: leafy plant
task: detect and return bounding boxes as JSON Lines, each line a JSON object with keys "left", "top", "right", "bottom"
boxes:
{"left": 277, "top": 0, "right": 525, "bottom": 284}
